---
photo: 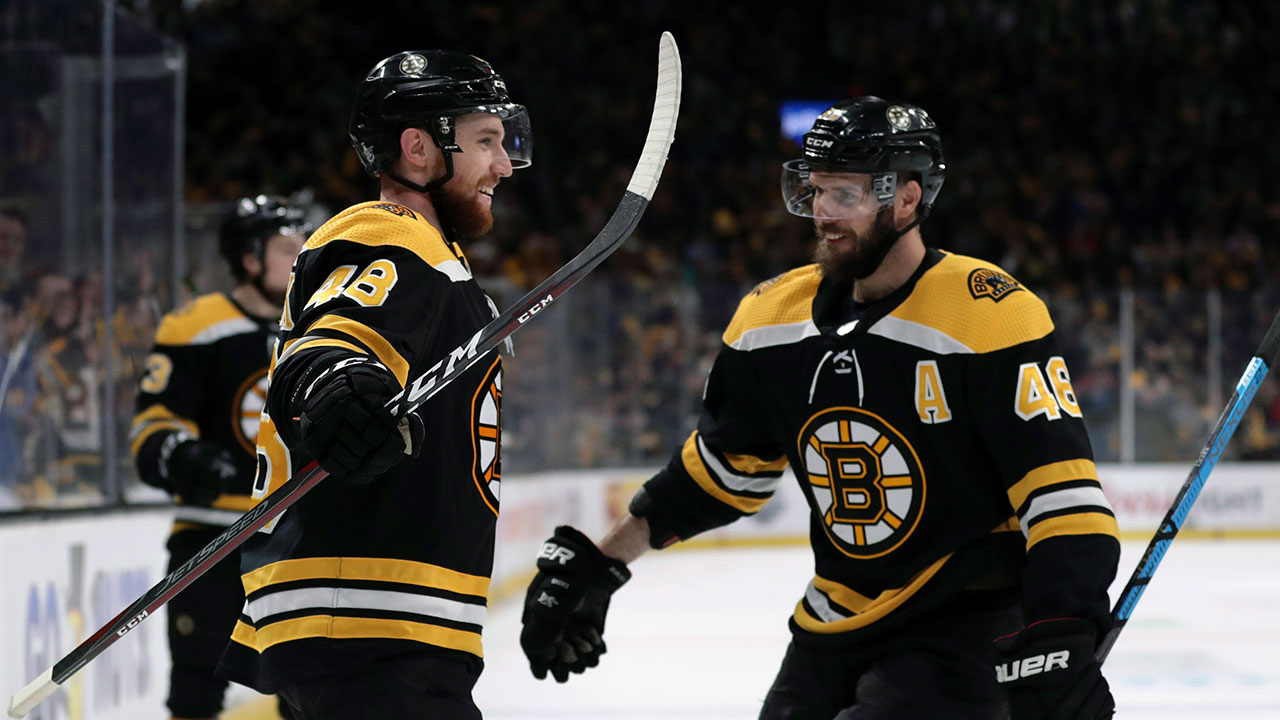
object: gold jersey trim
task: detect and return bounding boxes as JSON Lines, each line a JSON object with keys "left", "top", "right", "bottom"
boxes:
{"left": 129, "top": 404, "right": 199, "bottom": 457}
{"left": 1007, "top": 458, "right": 1099, "bottom": 510}
{"left": 155, "top": 293, "right": 256, "bottom": 347}
{"left": 794, "top": 553, "right": 952, "bottom": 634}
{"left": 242, "top": 556, "right": 490, "bottom": 599}
{"left": 1027, "top": 511, "right": 1120, "bottom": 548}
{"left": 722, "top": 451, "right": 789, "bottom": 476}
{"left": 680, "top": 432, "right": 772, "bottom": 513}
{"left": 230, "top": 615, "right": 483, "bottom": 657}
{"left": 302, "top": 201, "right": 469, "bottom": 280}
{"left": 722, "top": 266, "right": 823, "bottom": 349}
{"left": 303, "top": 315, "right": 410, "bottom": 387}
{"left": 884, "top": 253, "right": 1054, "bottom": 354}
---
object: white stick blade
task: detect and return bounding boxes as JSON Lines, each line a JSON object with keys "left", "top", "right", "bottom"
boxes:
{"left": 625, "top": 31, "right": 683, "bottom": 200}
{"left": 7, "top": 669, "right": 57, "bottom": 719}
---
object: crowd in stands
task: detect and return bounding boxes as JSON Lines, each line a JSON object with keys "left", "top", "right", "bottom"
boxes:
{"left": 3, "top": 0, "right": 1278, "bottom": 509}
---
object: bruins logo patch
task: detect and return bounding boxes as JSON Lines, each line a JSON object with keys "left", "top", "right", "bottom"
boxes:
{"left": 372, "top": 203, "right": 417, "bottom": 220}
{"left": 797, "top": 407, "right": 926, "bottom": 559}
{"left": 471, "top": 356, "right": 502, "bottom": 516}
{"left": 968, "top": 268, "right": 1023, "bottom": 302}
{"left": 232, "top": 367, "right": 270, "bottom": 454}
{"left": 751, "top": 274, "right": 782, "bottom": 296}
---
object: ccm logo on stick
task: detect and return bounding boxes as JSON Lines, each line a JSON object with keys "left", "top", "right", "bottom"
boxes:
{"left": 115, "top": 610, "right": 150, "bottom": 637}
{"left": 996, "top": 651, "right": 1070, "bottom": 682}
{"left": 518, "top": 295, "right": 554, "bottom": 323}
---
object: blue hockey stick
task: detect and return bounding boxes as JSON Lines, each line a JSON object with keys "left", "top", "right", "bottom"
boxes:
{"left": 1096, "top": 308, "right": 1280, "bottom": 663}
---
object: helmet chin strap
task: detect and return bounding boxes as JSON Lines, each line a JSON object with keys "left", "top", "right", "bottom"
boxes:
{"left": 385, "top": 151, "right": 453, "bottom": 196}
{"left": 384, "top": 116, "right": 459, "bottom": 196}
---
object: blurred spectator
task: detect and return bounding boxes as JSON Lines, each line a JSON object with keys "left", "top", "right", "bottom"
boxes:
{"left": 0, "top": 208, "right": 27, "bottom": 296}
{"left": 2, "top": 0, "right": 1277, "bottom": 491}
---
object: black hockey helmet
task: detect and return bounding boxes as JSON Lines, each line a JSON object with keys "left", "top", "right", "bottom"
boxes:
{"left": 782, "top": 97, "right": 945, "bottom": 220}
{"left": 218, "top": 195, "right": 310, "bottom": 282}
{"left": 348, "top": 50, "right": 531, "bottom": 193}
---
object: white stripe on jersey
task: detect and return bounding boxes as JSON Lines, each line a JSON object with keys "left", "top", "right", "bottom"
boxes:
{"left": 696, "top": 435, "right": 785, "bottom": 495}
{"left": 190, "top": 317, "right": 261, "bottom": 346}
{"left": 803, "top": 580, "right": 850, "bottom": 623}
{"left": 868, "top": 316, "right": 974, "bottom": 355}
{"left": 1020, "top": 485, "right": 1113, "bottom": 537}
{"left": 245, "top": 586, "right": 488, "bottom": 626}
{"left": 728, "top": 320, "right": 820, "bottom": 352}
{"left": 435, "top": 259, "right": 473, "bottom": 282}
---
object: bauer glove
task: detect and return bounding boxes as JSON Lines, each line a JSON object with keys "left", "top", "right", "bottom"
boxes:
{"left": 162, "top": 439, "right": 237, "bottom": 505}
{"left": 294, "top": 356, "right": 420, "bottom": 484}
{"left": 995, "top": 618, "right": 1115, "bottom": 720}
{"left": 520, "top": 525, "right": 631, "bottom": 682}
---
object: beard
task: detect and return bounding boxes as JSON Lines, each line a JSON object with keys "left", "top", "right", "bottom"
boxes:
{"left": 438, "top": 178, "right": 495, "bottom": 239}
{"left": 812, "top": 210, "right": 899, "bottom": 283}
{"left": 253, "top": 277, "right": 288, "bottom": 309}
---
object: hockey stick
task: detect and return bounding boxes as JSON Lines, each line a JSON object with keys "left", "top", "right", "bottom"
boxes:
{"left": 7, "top": 31, "right": 681, "bottom": 719}
{"left": 1096, "top": 307, "right": 1280, "bottom": 664}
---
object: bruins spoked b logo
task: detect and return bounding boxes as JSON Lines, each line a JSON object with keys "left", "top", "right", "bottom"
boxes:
{"left": 798, "top": 408, "right": 926, "bottom": 559}
{"left": 471, "top": 357, "right": 503, "bottom": 517}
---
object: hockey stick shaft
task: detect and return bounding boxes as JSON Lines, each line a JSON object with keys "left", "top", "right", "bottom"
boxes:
{"left": 7, "top": 32, "right": 681, "bottom": 719}
{"left": 1096, "top": 308, "right": 1280, "bottom": 664}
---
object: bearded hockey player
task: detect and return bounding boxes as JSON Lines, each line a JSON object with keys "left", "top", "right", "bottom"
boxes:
{"left": 520, "top": 97, "right": 1119, "bottom": 719}
{"left": 132, "top": 195, "right": 308, "bottom": 720}
{"left": 217, "top": 50, "right": 530, "bottom": 719}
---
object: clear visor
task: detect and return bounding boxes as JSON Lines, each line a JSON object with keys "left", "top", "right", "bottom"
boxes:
{"left": 457, "top": 104, "right": 533, "bottom": 170}
{"left": 781, "top": 160, "right": 879, "bottom": 220}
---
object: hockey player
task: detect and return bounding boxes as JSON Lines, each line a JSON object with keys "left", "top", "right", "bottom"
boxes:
{"left": 131, "top": 195, "right": 308, "bottom": 720}
{"left": 520, "top": 97, "right": 1119, "bottom": 720}
{"left": 216, "top": 51, "right": 530, "bottom": 719}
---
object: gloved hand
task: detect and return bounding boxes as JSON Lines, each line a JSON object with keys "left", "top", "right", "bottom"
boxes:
{"left": 995, "top": 618, "right": 1114, "bottom": 720}
{"left": 295, "top": 357, "right": 410, "bottom": 484}
{"left": 520, "top": 526, "right": 631, "bottom": 682}
{"left": 165, "top": 439, "right": 237, "bottom": 505}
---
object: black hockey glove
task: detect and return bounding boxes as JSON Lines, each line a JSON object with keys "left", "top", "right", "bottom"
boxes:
{"left": 520, "top": 526, "right": 631, "bottom": 682}
{"left": 995, "top": 618, "right": 1115, "bottom": 720}
{"left": 295, "top": 357, "right": 412, "bottom": 484}
{"left": 163, "top": 439, "right": 237, "bottom": 506}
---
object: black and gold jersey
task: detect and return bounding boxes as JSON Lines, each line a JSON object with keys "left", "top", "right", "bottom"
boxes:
{"left": 131, "top": 292, "right": 276, "bottom": 527}
{"left": 642, "top": 248, "right": 1120, "bottom": 646}
{"left": 219, "top": 201, "right": 503, "bottom": 692}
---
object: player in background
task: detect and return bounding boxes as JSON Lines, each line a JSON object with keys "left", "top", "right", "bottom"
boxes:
{"left": 216, "top": 51, "right": 530, "bottom": 719}
{"left": 520, "top": 98, "right": 1119, "bottom": 719}
{"left": 131, "top": 195, "right": 308, "bottom": 720}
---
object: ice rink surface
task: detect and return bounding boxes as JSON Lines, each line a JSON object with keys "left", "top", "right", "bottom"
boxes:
{"left": 474, "top": 539, "right": 1280, "bottom": 719}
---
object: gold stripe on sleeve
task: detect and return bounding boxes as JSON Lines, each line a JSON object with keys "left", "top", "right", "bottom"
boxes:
{"left": 304, "top": 315, "right": 410, "bottom": 387}
{"left": 1027, "top": 512, "right": 1120, "bottom": 549}
{"left": 242, "top": 557, "right": 490, "bottom": 598}
{"left": 1007, "top": 459, "right": 1099, "bottom": 511}
{"left": 232, "top": 615, "right": 483, "bottom": 657}
{"left": 680, "top": 433, "right": 769, "bottom": 514}
{"left": 129, "top": 405, "right": 199, "bottom": 457}
{"left": 722, "top": 452, "right": 789, "bottom": 476}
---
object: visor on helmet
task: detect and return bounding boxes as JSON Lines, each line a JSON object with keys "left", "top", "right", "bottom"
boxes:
{"left": 781, "top": 160, "right": 883, "bottom": 220}
{"left": 450, "top": 104, "right": 532, "bottom": 170}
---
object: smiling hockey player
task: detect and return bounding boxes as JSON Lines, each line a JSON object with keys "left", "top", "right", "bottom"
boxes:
{"left": 520, "top": 97, "right": 1119, "bottom": 720}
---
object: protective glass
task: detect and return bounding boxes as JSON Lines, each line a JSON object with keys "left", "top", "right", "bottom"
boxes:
{"left": 781, "top": 160, "right": 878, "bottom": 220}
{"left": 459, "top": 104, "right": 533, "bottom": 170}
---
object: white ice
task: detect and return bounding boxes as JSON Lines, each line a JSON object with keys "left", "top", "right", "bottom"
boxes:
{"left": 474, "top": 539, "right": 1280, "bottom": 719}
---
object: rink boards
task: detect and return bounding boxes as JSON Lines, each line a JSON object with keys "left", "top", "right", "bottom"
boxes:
{"left": 1, "top": 462, "right": 1277, "bottom": 719}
